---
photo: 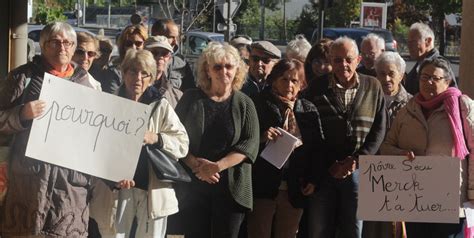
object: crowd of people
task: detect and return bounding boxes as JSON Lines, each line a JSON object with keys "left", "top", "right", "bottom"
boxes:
{"left": 0, "top": 18, "right": 472, "bottom": 238}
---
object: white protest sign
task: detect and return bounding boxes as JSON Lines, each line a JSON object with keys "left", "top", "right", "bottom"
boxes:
{"left": 26, "top": 73, "right": 149, "bottom": 182}
{"left": 358, "top": 155, "right": 460, "bottom": 223}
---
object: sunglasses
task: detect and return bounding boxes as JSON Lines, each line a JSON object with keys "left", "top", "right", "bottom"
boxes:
{"left": 212, "top": 63, "right": 235, "bottom": 71}
{"left": 251, "top": 55, "right": 272, "bottom": 64}
{"left": 124, "top": 40, "right": 144, "bottom": 48}
{"left": 75, "top": 48, "right": 98, "bottom": 58}
{"left": 151, "top": 49, "right": 172, "bottom": 58}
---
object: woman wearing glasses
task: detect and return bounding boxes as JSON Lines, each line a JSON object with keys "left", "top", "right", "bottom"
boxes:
{"left": 72, "top": 31, "right": 102, "bottom": 90}
{"left": 0, "top": 22, "right": 134, "bottom": 237}
{"left": 101, "top": 24, "right": 148, "bottom": 94}
{"left": 174, "top": 42, "right": 259, "bottom": 238}
{"left": 380, "top": 58, "right": 474, "bottom": 237}
{"left": 114, "top": 49, "right": 189, "bottom": 238}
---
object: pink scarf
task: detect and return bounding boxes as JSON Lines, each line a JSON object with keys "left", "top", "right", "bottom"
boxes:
{"left": 415, "top": 87, "right": 469, "bottom": 160}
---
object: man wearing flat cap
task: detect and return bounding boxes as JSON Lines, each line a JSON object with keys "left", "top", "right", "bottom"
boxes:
{"left": 241, "top": 41, "right": 281, "bottom": 96}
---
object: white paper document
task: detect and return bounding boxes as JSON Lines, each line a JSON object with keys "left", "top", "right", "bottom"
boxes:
{"left": 26, "top": 73, "right": 149, "bottom": 182}
{"left": 464, "top": 202, "right": 474, "bottom": 228}
{"left": 260, "top": 127, "right": 300, "bottom": 169}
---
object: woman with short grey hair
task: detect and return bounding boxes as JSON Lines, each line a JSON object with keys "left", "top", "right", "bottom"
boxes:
{"left": 286, "top": 35, "right": 312, "bottom": 63}
{"left": 0, "top": 21, "right": 133, "bottom": 237}
{"left": 374, "top": 51, "right": 411, "bottom": 123}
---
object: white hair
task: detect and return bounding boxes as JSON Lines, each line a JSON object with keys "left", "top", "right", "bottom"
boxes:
{"left": 361, "top": 33, "right": 385, "bottom": 50}
{"left": 375, "top": 51, "right": 406, "bottom": 75}
{"left": 286, "top": 35, "right": 312, "bottom": 62}
{"left": 331, "top": 36, "right": 359, "bottom": 56}
{"left": 410, "top": 22, "right": 435, "bottom": 48}
{"left": 39, "top": 22, "right": 77, "bottom": 50}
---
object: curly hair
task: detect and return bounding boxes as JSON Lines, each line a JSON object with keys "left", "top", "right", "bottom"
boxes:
{"left": 196, "top": 42, "right": 247, "bottom": 91}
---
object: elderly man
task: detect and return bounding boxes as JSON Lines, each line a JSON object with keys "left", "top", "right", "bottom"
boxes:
{"left": 357, "top": 33, "right": 385, "bottom": 77}
{"left": 72, "top": 31, "right": 102, "bottom": 90}
{"left": 404, "top": 22, "right": 456, "bottom": 94}
{"left": 304, "top": 36, "right": 387, "bottom": 238}
{"left": 151, "top": 19, "right": 195, "bottom": 91}
{"left": 241, "top": 41, "right": 281, "bottom": 96}
{"left": 0, "top": 22, "right": 132, "bottom": 237}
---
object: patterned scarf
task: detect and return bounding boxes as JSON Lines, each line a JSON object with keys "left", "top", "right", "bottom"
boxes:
{"left": 271, "top": 90, "right": 300, "bottom": 137}
{"left": 415, "top": 87, "right": 469, "bottom": 160}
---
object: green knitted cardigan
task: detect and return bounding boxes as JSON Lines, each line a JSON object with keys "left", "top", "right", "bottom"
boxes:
{"left": 175, "top": 88, "right": 260, "bottom": 210}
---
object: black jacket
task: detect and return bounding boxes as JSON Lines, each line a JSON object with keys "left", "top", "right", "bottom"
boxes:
{"left": 251, "top": 89, "right": 322, "bottom": 208}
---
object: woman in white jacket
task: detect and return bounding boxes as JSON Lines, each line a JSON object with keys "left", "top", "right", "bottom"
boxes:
{"left": 380, "top": 57, "right": 473, "bottom": 238}
{"left": 114, "top": 49, "right": 189, "bottom": 238}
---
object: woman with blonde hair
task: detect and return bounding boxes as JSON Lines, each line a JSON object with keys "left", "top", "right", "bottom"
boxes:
{"left": 174, "top": 42, "right": 260, "bottom": 238}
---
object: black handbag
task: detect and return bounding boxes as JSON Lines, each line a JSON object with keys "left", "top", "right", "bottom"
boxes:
{"left": 145, "top": 145, "right": 191, "bottom": 183}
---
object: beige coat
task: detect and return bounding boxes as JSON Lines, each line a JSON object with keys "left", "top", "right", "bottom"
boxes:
{"left": 90, "top": 98, "right": 189, "bottom": 235}
{"left": 380, "top": 95, "right": 474, "bottom": 217}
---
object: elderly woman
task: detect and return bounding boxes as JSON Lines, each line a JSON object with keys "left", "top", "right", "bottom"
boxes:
{"left": 72, "top": 31, "right": 102, "bottom": 90}
{"left": 174, "top": 42, "right": 259, "bottom": 238}
{"left": 0, "top": 22, "right": 132, "bottom": 237}
{"left": 247, "top": 59, "right": 320, "bottom": 238}
{"left": 114, "top": 49, "right": 189, "bottom": 238}
{"left": 380, "top": 58, "right": 473, "bottom": 238}
{"left": 100, "top": 24, "right": 148, "bottom": 94}
{"left": 375, "top": 51, "right": 412, "bottom": 124}
{"left": 362, "top": 52, "right": 411, "bottom": 238}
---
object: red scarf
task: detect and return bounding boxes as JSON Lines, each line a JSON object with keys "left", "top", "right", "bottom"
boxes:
{"left": 415, "top": 87, "right": 469, "bottom": 160}
{"left": 47, "top": 63, "right": 74, "bottom": 78}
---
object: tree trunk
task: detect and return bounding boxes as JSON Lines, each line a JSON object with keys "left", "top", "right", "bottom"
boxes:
{"left": 435, "top": 12, "right": 446, "bottom": 56}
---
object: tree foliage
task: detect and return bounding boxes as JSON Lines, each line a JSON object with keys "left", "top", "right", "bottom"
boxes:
{"left": 325, "top": 0, "right": 360, "bottom": 27}
{"left": 295, "top": 2, "right": 318, "bottom": 40}
{"left": 34, "top": 1, "right": 67, "bottom": 24}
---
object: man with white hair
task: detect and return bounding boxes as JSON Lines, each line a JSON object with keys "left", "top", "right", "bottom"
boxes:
{"left": 357, "top": 33, "right": 385, "bottom": 77}
{"left": 404, "top": 22, "right": 456, "bottom": 94}
{"left": 304, "top": 36, "right": 386, "bottom": 238}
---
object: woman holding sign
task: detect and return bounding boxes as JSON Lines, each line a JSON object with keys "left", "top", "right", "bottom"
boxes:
{"left": 113, "top": 49, "right": 189, "bottom": 238}
{"left": 174, "top": 42, "right": 259, "bottom": 238}
{"left": 247, "top": 59, "right": 321, "bottom": 238}
{"left": 380, "top": 58, "right": 474, "bottom": 237}
{"left": 0, "top": 22, "right": 134, "bottom": 237}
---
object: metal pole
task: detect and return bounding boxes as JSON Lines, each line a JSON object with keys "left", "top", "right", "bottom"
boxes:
{"left": 318, "top": 0, "right": 325, "bottom": 41}
{"left": 213, "top": 0, "right": 216, "bottom": 32}
{"left": 283, "top": 0, "right": 286, "bottom": 42}
{"left": 82, "top": 0, "right": 86, "bottom": 25}
{"left": 226, "top": 0, "right": 231, "bottom": 41}
{"left": 107, "top": 0, "right": 111, "bottom": 28}
{"left": 259, "top": 0, "right": 265, "bottom": 40}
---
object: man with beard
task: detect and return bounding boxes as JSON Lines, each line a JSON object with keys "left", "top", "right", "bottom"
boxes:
{"left": 241, "top": 41, "right": 281, "bottom": 96}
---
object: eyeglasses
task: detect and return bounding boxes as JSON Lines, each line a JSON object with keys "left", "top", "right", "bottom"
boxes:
{"left": 331, "top": 56, "right": 358, "bottom": 64}
{"left": 212, "top": 63, "right": 235, "bottom": 71}
{"left": 420, "top": 74, "right": 445, "bottom": 82}
{"left": 151, "top": 49, "right": 172, "bottom": 59}
{"left": 47, "top": 39, "right": 74, "bottom": 49}
{"left": 127, "top": 69, "right": 152, "bottom": 79}
{"left": 75, "top": 48, "right": 98, "bottom": 58}
{"left": 251, "top": 55, "right": 272, "bottom": 64}
{"left": 124, "top": 40, "right": 144, "bottom": 48}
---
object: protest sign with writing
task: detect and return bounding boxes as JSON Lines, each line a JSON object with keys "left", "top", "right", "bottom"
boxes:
{"left": 26, "top": 73, "right": 149, "bottom": 182}
{"left": 358, "top": 155, "right": 460, "bottom": 223}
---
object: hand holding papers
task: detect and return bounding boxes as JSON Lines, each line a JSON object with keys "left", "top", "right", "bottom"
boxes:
{"left": 260, "top": 127, "right": 302, "bottom": 169}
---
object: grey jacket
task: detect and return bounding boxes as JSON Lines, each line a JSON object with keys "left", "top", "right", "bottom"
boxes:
{"left": 0, "top": 57, "right": 96, "bottom": 237}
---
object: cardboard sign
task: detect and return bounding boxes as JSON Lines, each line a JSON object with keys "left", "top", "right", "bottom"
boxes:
{"left": 26, "top": 73, "right": 149, "bottom": 182}
{"left": 358, "top": 155, "right": 460, "bottom": 223}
